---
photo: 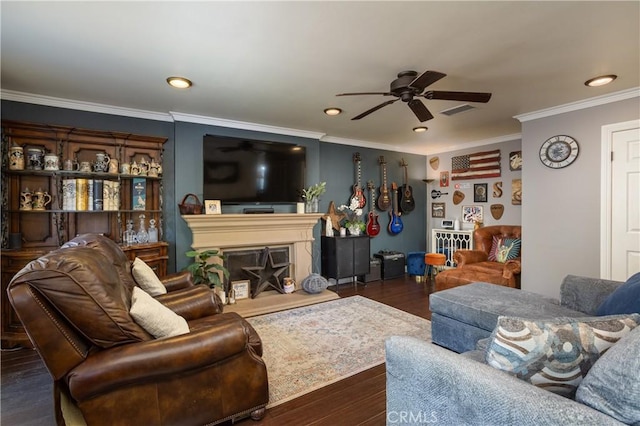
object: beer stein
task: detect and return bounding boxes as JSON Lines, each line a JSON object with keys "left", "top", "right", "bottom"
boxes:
{"left": 148, "top": 159, "right": 160, "bottom": 178}
{"left": 108, "top": 158, "right": 119, "bottom": 174}
{"left": 120, "top": 162, "right": 131, "bottom": 174}
{"left": 20, "top": 188, "right": 33, "bottom": 211}
{"left": 32, "top": 188, "right": 52, "bottom": 210}
{"left": 93, "top": 152, "right": 110, "bottom": 172}
{"left": 130, "top": 161, "right": 140, "bottom": 175}
{"left": 44, "top": 153, "right": 60, "bottom": 171}
{"left": 79, "top": 161, "right": 92, "bottom": 173}
{"left": 63, "top": 158, "right": 79, "bottom": 171}
{"left": 138, "top": 158, "right": 149, "bottom": 176}
{"left": 9, "top": 143, "right": 24, "bottom": 170}
{"left": 26, "top": 147, "right": 44, "bottom": 170}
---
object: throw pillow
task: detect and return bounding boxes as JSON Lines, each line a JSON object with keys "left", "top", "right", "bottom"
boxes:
{"left": 596, "top": 271, "right": 640, "bottom": 316}
{"left": 487, "top": 236, "right": 521, "bottom": 263}
{"left": 129, "top": 287, "right": 189, "bottom": 339}
{"left": 132, "top": 257, "right": 167, "bottom": 296}
{"left": 576, "top": 327, "right": 640, "bottom": 424}
{"left": 485, "top": 314, "right": 640, "bottom": 398}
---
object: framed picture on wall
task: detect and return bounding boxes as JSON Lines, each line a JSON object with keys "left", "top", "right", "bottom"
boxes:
{"left": 462, "top": 205, "right": 483, "bottom": 224}
{"left": 474, "top": 183, "right": 488, "bottom": 202}
{"left": 432, "top": 202, "right": 445, "bottom": 218}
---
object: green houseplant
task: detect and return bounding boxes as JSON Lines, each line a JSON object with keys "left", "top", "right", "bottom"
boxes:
{"left": 301, "top": 182, "right": 326, "bottom": 213}
{"left": 185, "top": 249, "right": 230, "bottom": 289}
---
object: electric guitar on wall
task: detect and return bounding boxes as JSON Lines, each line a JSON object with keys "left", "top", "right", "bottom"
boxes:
{"left": 388, "top": 182, "right": 403, "bottom": 235}
{"left": 399, "top": 158, "right": 415, "bottom": 213}
{"left": 366, "top": 180, "right": 381, "bottom": 237}
{"left": 350, "top": 152, "right": 366, "bottom": 209}
{"left": 377, "top": 156, "right": 391, "bottom": 211}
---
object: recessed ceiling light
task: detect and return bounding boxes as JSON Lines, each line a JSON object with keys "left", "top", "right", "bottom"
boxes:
{"left": 166, "top": 77, "right": 192, "bottom": 89}
{"left": 324, "top": 108, "right": 342, "bottom": 116}
{"left": 584, "top": 74, "right": 617, "bottom": 87}
{"left": 413, "top": 126, "right": 428, "bottom": 133}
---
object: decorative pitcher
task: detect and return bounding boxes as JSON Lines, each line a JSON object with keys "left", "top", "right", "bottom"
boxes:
{"left": 32, "top": 188, "right": 52, "bottom": 210}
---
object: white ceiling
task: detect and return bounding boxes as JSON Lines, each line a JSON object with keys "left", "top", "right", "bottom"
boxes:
{"left": 1, "top": 1, "right": 639, "bottom": 154}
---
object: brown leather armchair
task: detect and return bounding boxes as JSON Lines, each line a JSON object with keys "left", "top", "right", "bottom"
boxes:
{"left": 435, "top": 225, "right": 522, "bottom": 292}
{"left": 8, "top": 235, "right": 269, "bottom": 425}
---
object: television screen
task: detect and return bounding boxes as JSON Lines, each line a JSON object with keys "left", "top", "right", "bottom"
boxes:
{"left": 203, "top": 135, "right": 306, "bottom": 204}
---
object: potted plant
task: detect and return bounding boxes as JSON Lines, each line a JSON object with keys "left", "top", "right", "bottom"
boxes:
{"left": 301, "top": 181, "right": 326, "bottom": 213}
{"left": 338, "top": 198, "right": 365, "bottom": 235}
{"left": 185, "top": 249, "right": 230, "bottom": 293}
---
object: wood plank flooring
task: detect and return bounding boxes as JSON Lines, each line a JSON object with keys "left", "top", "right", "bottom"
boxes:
{"left": 1, "top": 275, "right": 434, "bottom": 425}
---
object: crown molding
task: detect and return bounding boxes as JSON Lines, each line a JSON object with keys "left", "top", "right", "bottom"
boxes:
{"left": 425, "top": 133, "right": 522, "bottom": 156}
{"left": 320, "top": 135, "right": 425, "bottom": 155}
{"left": 514, "top": 87, "right": 640, "bottom": 122}
{"left": 169, "top": 112, "right": 325, "bottom": 140}
{"left": 0, "top": 90, "right": 174, "bottom": 122}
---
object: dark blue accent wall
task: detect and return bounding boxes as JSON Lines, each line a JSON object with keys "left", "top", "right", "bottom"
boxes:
{"left": 2, "top": 100, "right": 427, "bottom": 274}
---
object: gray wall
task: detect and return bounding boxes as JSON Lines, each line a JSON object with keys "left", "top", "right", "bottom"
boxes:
{"left": 521, "top": 97, "right": 639, "bottom": 298}
{"left": 426, "top": 139, "right": 523, "bottom": 248}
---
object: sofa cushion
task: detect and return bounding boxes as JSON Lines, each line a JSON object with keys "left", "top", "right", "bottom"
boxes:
{"left": 596, "top": 271, "right": 640, "bottom": 316}
{"left": 576, "top": 326, "right": 640, "bottom": 424}
{"left": 488, "top": 236, "right": 521, "bottom": 263}
{"left": 485, "top": 314, "right": 640, "bottom": 398}
{"left": 430, "top": 283, "right": 585, "bottom": 333}
{"left": 132, "top": 257, "right": 167, "bottom": 296}
{"left": 130, "top": 287, "right": 189, "bottom": 339}
{"left": 11, "top": 247, "right": 151, "bottom": 347}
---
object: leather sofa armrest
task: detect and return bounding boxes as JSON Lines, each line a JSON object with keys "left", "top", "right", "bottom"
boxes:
{"left": 68, "top": 316, "right": 257, "bottom": 401}
{"left": 502, "top": 258, "right": 521, "bottom": 279}
{"left": 453, "top": 250, "right": 488, "bottom": 267}
{"left": 155, "top": 285, "right": 223, "bottom": 319}
{"left": 161, "top": 270, "right": 195, "bottom": 292}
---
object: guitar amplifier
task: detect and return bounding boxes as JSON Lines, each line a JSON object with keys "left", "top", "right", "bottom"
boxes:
{"left": 373, "top": 251, "right": 405, "bottom": 280}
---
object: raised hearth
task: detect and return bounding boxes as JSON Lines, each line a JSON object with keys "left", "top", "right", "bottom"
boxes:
{"left": 182, "top": 213, "right": 323, "bottom": 285}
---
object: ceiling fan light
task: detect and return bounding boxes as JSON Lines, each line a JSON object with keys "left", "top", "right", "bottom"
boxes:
{"left": 324, "top": 108, "right": 342, "bottom": 116}
{"left": 166, "top": 76, "right": 192, "bottom": 89}
{"left": 584, "top": 74, "right": 617, "bottom": 87}
{"left": 413, "top": 126, "right": 428, "bottom": 133}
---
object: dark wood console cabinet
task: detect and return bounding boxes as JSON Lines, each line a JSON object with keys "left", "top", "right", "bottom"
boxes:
{"left": 321, "top": 235, "right": 370, "bottom": 285}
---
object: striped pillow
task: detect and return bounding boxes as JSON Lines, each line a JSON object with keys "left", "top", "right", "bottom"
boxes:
{"left": 487, "top": 236, "right": 521, "bottom": 263}
{"left": 485, "top": 314, "right": 640, "bottom": 398}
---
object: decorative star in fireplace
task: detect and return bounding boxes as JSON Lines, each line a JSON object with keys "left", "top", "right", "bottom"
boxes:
{"left": 242, "top": 247, "right": 290, "bottom": 298}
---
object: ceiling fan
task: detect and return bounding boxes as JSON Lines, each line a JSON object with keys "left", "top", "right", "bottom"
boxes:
{"left": 336, "top": 70, "right": 492, "bottom": 122}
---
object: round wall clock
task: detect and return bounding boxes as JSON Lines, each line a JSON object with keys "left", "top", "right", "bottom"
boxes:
{"left": 539, "top": 135, "right": 579, "bottom": 169}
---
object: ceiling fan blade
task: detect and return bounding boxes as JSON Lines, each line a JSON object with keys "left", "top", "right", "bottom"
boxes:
{"left": 423, "top": 90, "right": 492, "bottom": 103}
{"left": 408, "top": 99, "right": 434, "bottom": 122}
{"left": 336, "top": 92, "right": 393, "bottom": 96}
{"left": 408, "top": 70, "right": 447, "bottom": 91}
{"left": 352, "top": 99, "right": 398, "bottom": 120}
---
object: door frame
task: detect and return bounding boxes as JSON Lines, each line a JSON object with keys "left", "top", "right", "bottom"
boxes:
{"left": 600, "top": 119, "right": 640, "bottom": 279}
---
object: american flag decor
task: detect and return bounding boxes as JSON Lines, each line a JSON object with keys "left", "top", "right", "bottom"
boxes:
{"left": 451, "top": 149, "right": 501, "bottom": 180}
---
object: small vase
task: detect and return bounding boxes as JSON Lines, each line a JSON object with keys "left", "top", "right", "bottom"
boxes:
{"left": 348, "top": 225, "right": 361, "bottom": 236}
{"left": 305, "top": 198, "right": 319, "bottom": 213}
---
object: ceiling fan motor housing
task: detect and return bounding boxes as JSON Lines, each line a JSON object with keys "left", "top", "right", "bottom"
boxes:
{"left": 390, "top": 71, "right": 422, "bottom": 101}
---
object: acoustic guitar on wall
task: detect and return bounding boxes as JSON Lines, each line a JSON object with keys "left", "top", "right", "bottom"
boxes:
{"left": 350, "top": 152, "right": 366, "bottom": 209}
{"left": 388, "top": 182, "right": 403, "bottom": 235}
{"left": 366, "top": 180, "right": 381, "bottom": 237}
{"left": 399, "top": 158, "right": 415, "bottom": 213}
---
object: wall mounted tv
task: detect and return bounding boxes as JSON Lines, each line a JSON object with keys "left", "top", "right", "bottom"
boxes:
{"left": 203, "top": 135, "right": 306, "bottom": 204}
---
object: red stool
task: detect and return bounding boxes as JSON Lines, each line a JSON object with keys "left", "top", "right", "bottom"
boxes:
{"left": 424, "top": 253, "right": 446, "bottom": 280}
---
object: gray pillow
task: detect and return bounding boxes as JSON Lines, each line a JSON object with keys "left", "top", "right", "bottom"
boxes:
{"left": 576, "top": 326, "right": 640, "bottom": 424}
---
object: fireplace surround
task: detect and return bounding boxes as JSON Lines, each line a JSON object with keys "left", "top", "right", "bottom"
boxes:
{"left": 182, "top": 213, "right": 324, "bottom": 287}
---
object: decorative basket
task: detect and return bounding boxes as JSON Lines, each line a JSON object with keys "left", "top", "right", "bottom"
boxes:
{"left": 178, "top": 193, "right": 203, "bottom": 215}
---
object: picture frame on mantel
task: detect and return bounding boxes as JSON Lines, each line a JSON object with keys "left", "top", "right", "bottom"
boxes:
{"left": 205, "top": 199, "right": 222, "bottom": 215}
{"left": 231, "top": 280, "right": 250, "bottom": 300}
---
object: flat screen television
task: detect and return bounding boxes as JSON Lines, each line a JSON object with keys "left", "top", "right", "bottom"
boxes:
{"left": 203, "top": 135, "right": 306, "bottom": 204}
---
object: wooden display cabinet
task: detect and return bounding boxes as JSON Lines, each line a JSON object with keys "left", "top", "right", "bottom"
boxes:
{"left": 1, "top": 120, "right": 168, "bottom": 348}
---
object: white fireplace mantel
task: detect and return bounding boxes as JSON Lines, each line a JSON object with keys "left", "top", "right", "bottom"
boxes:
{"left": 182, "top": 213, "right": 323, "bottom": 284}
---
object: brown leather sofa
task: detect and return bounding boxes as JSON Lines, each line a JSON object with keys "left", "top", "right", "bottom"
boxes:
{"left": 8, "top": 234, "right": 269, "bottom": 425}
{"left": 435, "top": 225, "right": 522, "bottom": 292}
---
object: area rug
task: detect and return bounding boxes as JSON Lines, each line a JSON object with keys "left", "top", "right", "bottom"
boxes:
{"left": 247, "top": 295, "right": 432, "bottom": 408}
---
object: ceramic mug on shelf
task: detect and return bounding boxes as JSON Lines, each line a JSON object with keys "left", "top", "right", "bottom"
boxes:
{"left": 79, "top": 161, "right": 92, "bottom": 173}
{"left": 26, "top": 148, "right": 44, "bottom": 170}
{"left": 120, "top": 162, "right": 131, "bottom": 174}
{"left": 32, "top": 189, "right": 52, "bottom": 210}
{"left": 9, "top": 144, "right": 24, "bottom": 170}
{"left": 20, "top": 188, "right": 33, "bottom": 210}
{"left": 93, "top": 152, "right": 110, "bottom": 173}
{"left": 108, "top": 158, "right": 119, "bottom": 174}
{"left": 63, "top": 158, "right": 79, "bottom": 171}
{"left": 44, "top": 153, "right": 60, "bottom": 171}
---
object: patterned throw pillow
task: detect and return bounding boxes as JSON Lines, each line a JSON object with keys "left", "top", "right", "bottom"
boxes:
{"left": 487, "top": 236, "right": 521, "bottom": 263}
{"left": 485, "top": 314, "right": 640, "bottom": 398}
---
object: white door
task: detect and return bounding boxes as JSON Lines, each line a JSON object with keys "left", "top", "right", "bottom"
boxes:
{"left": 611, "top": 125, "right": 640, "bottom": 281}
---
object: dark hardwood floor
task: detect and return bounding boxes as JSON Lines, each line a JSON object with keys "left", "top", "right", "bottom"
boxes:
{"left": 1, "top": 275, "right": 434, "bottom": 426}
